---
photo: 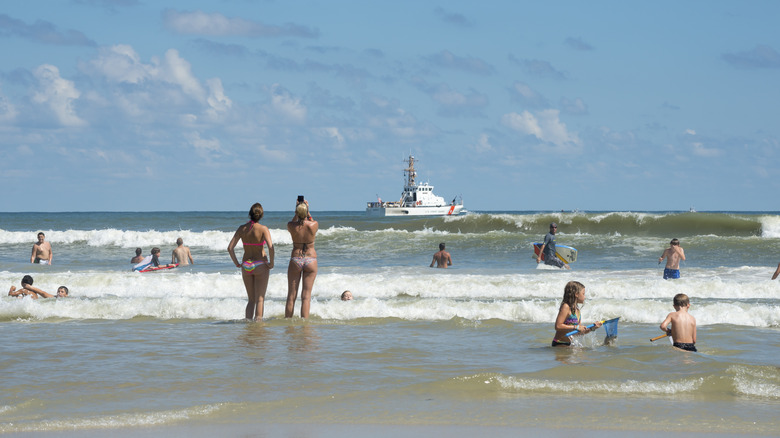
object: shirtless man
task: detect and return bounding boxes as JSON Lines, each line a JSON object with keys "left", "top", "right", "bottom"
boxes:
{"left": 658, "top": 238, "right": 685, "bottom": 279}
{"left": 31, "top": 232, "right": 53, "bottom": 265}
{"left": 659, "top": 293, "right": 697, "bottom": 352}
{"left": 172, "top": 238, "right": 194, "bottom": 265}
{"left": 131, "top": 248, "right": 144, "bottom": 264}
{"left": 430, "top": 243, "right": 452, "bottom": 268}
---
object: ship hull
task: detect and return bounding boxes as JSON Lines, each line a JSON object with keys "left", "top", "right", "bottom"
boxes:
{"left": 365, "top": 205, "right": 464, "bottom": 217}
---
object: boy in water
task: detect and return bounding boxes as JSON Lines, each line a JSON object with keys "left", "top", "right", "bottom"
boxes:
{"left": 8, "top": 275, "right": 69, "bottom": 299}
{"left": 659, "top": 293, "right": 697, "bottom": 352}
{"left": 658, "top": 238, "right": 685, "bottom": 279}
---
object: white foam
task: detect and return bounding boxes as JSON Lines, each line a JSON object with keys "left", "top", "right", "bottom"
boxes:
{"left": 759, "top": 215, "right": 780, "bottom": 238}
{"left": 0, "top": 404, "right": 224, "bottom": 433}
{"left": 483, "top": 374, "right": 702, "bottom": 395}
{"left": 730, "top": 365, "right": 780, "bottom": 399}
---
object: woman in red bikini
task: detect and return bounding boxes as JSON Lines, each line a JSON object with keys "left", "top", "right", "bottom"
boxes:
{"left": 228, "top": 202, "right": 274, "bottom": 320}
{"left": 285, "top": 199, "right": 318, "bottom": 318}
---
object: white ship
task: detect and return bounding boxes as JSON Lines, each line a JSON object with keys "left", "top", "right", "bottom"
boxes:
{"left": 366, "top": 155, "right": 464, "bottom": 216}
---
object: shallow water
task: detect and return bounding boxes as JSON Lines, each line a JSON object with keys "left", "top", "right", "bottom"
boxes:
{"left": 1, "top": 211, "right": 779, "bottom": 434}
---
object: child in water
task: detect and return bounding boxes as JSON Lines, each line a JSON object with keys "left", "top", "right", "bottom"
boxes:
{"left": 658, "top": 238, "right": 685, "bottom": 279}
{"left": 659, "top": 293, "right": 697, "bottom": 352}
{"left": 552, "top": 281, "right": 602, "bottom": 347}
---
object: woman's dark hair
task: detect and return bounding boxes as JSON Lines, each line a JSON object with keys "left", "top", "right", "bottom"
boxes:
{"left": 249, "top": 203, "right": 264, "bottom": 222}
{"left": 22, "top": 275, "right": 33, "bottom": 285}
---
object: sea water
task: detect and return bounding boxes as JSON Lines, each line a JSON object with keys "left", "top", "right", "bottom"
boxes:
{"left": 1, "top": 211, "right": 779, "bottom": 435}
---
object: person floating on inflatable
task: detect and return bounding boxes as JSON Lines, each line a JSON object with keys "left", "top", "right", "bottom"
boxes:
{"left": 133, "top": 247, "right": 177, "bottom": 272}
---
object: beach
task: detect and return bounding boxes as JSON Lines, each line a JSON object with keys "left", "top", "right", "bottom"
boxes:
{"left": 1, "top": 211, "right": 779, "bottom": 436}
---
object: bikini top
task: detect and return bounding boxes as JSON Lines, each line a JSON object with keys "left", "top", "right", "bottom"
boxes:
{"left": 563, "top": 312, "right": 580, "bottom": 326}
{"left": 243, "top": 221, "right": 266, "bottom": 246}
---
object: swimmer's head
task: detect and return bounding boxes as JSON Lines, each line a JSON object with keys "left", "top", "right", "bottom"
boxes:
{"left": 439, "top": 243, "right": 445, "bottom": 250}
{"left": 249, "top": 203, "right": 264, "bottom": 222}
{"left": 151, "top": 247, "right": 161, "bottom": 255}
{"left": 296, "top": 203, "right": 309, "bottom": 220}
{"left": 670, "top": 238, "right": 680, "bottom": 246}
{"left": 176, "top": 238, "right": 183, "bottom": 246}
{"left": 37, "top": 232, "right": 45, "bottom": 242}
{"left": 673, "top": 293, "right": 689, "bottom": 308}
{"left": 135, "top": 248, "right": 142, "bottom": 256}
{"left": 341, "top": 290, "right": 353, "bottom": 301}
{"left": 22, "top": 275, "right": 33, "bottom": 286}
{"left": 57, "top": 286, "right": 69, "bottom": 297}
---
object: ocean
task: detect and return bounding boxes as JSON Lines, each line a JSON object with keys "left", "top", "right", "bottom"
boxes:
{"left": 1, "top": 210, "right": 779, "bottom": 436}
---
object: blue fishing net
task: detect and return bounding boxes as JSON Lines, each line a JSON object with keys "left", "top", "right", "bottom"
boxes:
{"left": 603, "top": 317, "right": 619, "bottom": 342}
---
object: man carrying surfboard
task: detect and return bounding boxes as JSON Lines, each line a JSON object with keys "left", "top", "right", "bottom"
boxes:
{"left": 536, "top": 223, "right": 571, "bottom": 270}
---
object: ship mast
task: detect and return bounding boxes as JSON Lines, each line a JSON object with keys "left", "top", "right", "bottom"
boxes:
{"left": 404, "top": 155, "right": 417, "bottom": 187}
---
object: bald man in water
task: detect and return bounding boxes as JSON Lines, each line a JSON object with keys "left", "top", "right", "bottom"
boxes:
{"left": 172, "top": 238, "right": 194, "bottom": 265}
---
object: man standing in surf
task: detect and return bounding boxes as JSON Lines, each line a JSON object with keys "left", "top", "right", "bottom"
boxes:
{"left": 537, "top": 223, "right": 570, "bottom": 270}
{"left": 430, "top": 243, "right": 453, "bottom": 268}
{"left": 658, "top": 238, "right": 685, "bottom": 279}
{"left": 31, "top": 232, "right": 53, "bottom": 265}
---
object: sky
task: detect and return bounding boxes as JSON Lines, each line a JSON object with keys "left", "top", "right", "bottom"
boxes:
{"left": 1, "top": 0, "right": 779, "bottom": 212}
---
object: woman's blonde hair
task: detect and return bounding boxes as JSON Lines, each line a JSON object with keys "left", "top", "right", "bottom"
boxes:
{"left": 295, "top": 203, "right": 309, "bottom": 222}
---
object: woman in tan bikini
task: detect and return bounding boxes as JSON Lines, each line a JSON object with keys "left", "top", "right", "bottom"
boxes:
{"left": 228, "top": 202, "right": 274, "bottom": 320}
{"left": 285, "top": 200, "right": 318, "bottom": 318}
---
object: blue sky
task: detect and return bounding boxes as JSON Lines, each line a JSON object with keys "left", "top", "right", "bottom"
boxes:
{"left": 1, "top": 0, "right": 778, "bottom": 212}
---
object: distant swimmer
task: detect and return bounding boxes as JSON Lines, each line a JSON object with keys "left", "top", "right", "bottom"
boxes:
{"left": 659, "top": 293, "right": 697, "bottom": 352}
{"left": 341, "top": 290, "right": 353, "bottom": 301}
{"left": 536, "top": 223, "right": 570, "bottom": 270}
{"left": 31, "top": 232, "right": 53, "bottom": 265}
{"left": 772, "top": 263, "right": 780, "bottom": 280}
{"left": 658, "top": 238, "right": 685, "bottom": 279}
{"left": 430, "top": 243, "right": 452, "bottom": 268}
{"left": 172, "top": 238, "right": 194, "bottom": 265}
{"left": 8, "top": 275, "right": 69, "bottom": 299}
{"left": 131, "top": 248, "right": 144, "bottom": 264}
{"left": 150, "top": 247, "right": 176, "bottom": 269}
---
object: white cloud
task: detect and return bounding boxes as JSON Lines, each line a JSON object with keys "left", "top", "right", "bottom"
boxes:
{"left": 32, "top": 64, "right": 86, "bottom": 127}
{"left": 90, "top": 46, "right": 205, "bottom": 100}
{"left": 87, "top": 45, "right": 234, "bottom": 121}
{"left": 270, "top": 84, "right": 307, "bottom": 124}
{"left": 318, "top": 127, "right": 345, "bottom": 148}
{"left": 691, "top": 141, "right": 721, "bottom": 157}
{"left": 560, "top": 97, "right": 588, "bottom": 115}
{"left": 159, "top": 49, "right": 205, "bottom": 100}
{"left": 0, "top": 93, "right": 17, "bottom": 123}
{"left": 163, "top": 9, "right": 318, "bottom": 38}
{"left": 474, "top": 133, "right": 493, "bottom": 152}
{"left": 90, "top": 45, "right": 155, "bottom": 83}
{"left": 187, "top": 131, "right": 222, "bottom": 154}
{"left": 205, "top": 78, "right": 232, "bottom": 116}
{"left": 502, "top": 109, "right": 580, "bottom": 148}
{"left": 685, "top": 129, "right": 696, "bottom": 135}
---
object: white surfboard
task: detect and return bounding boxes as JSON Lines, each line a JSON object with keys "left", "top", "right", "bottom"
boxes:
{"left": 533, "top": 243, "right": 578, "bottom": 263}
